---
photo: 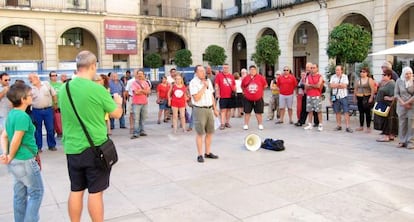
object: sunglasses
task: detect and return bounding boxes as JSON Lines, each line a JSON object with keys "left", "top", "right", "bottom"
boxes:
{"left": 50, "top": 75, "right": 57, "bottom": 77}
{"left": 283, "top": 69, "right": 289, "bottom": 71}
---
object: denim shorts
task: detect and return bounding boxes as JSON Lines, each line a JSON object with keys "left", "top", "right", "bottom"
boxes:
{"left": 333, "top": 97, "right": 349, "bottom": 113}
{"left": 67, "top": 148, "right": 110, "bottom": 193}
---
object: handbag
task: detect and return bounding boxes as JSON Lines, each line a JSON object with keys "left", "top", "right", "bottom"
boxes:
{"left": 362, "top": 96, "right": 373, "bottom": 110}
{"left": 223, "top": 74, "right": 236, "bottom": 99}
{"left": 373, "top": 101, "right": 390, "bottom": 117}
{"left": 54, "top": 109, "right": 63, "bottom": 135}
{"left": 65, "top": 81, "right": 118, "bottom": 170}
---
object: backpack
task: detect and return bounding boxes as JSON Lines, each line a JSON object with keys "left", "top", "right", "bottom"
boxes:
{"left": 260, "top": 138, "right": 285, "bottom": 151}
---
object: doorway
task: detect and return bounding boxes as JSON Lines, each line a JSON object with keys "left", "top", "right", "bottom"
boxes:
{"left": 293, "top": 56, "right": 307, "bottom": 78}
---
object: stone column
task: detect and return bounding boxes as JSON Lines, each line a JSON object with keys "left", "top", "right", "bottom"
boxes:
{"left": 372, "top": 0, "right": 389, "bottom": 80}
{"left": 44, "top": 19, "right": 57, "bottom": 71}
{"left": 318, "top": 5, "right": 329, "bottom": 80}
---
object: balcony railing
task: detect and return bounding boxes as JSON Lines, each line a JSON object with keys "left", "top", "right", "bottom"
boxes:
{"left": 198, "top": 0, "right": 315, "bottom": 20}
{"left": 0, "top": 0, "right": 105, "bottom": 13}
{"left": 140, "top": 4, "right": 191, "bottom": 19}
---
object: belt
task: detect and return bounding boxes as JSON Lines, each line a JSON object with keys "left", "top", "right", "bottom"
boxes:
{"left": 33, "top": 106, "right": 52, "bottom": 110}
{"left": 194, "top": 106, "right": 212, "bottom": 109}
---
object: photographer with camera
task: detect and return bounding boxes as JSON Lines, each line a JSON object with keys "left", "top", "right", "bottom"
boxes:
{"left": 329, "top": 65, "right": 353, "bottom": 133}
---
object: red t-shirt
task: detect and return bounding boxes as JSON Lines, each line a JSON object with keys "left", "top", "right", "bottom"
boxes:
{"left": 215, "top": 72, "right": 235, "bottom": 98}
{"left": 277, "top": 74, "right": 297, "bottom": 95}
{"left": 171, "top": 85, "right": 187, "bottom": 108}
{"left": 157, "top": 83, "right": 169, "bottom": 99}
{"left": 306, "top": 74, "right": 322, "bottom": 97}
{"left": 241, "top": 74, "right": 267, "bottom": 101}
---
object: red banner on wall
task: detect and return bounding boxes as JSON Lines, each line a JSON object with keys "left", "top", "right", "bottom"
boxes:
{"left": 104, "top": 20, "right": 137, "bottom": 54}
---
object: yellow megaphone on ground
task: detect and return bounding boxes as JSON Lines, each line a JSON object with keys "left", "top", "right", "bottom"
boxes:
{"left": 244, "top": 133, "right": 261, "bottom": 151}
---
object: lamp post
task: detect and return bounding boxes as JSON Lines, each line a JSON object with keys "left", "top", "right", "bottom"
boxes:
{"left": 74, "top": 39, "right": 81, "bottom": 49}
{"left": 237, "top": 41, "right": 242, "bottom": 51}
{"left": 16, "top": 38, "right": 23, "bottom": 48}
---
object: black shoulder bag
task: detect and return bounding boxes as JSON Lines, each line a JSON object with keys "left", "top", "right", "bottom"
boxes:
{"left": 65, "top": 81, "right": 118, "bottom": 170}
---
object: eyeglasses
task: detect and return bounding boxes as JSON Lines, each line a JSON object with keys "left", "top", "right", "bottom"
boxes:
{"left": 283, "top": 69, "right": 289, "bottom": 71}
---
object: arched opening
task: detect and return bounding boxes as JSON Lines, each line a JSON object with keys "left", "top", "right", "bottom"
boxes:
{"left": 0, "top": 25, "right": 43, "bottom": 72}
{"left": 232, "top": 33, "right": 247, "bottom": 74}
{"left": 143, "top": 31, "right": 186, "bottom": 67}
{"left": 58, "top": 27, "right": 98, "bottom": 70}
{"left": 392, "top": 6, "right": 414, "bottom": 73}
{"left": 293, "top": 22, "right": 318, "bottom": 78}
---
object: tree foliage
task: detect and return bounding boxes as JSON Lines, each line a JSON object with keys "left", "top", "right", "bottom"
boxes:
{"left": 143, "top": 53, "right": 162, "bottom": 68}
{"left": 327, "top": 23, "right": 372, "bottom": 65}
{"left": 251, "top": 35, "right": 280, "bottom": 66}
{"left": 204, "top": 45, "right": 227, "bottom": 66}
{"left": 174, "top": 49, "right": 192, "bottom": 68}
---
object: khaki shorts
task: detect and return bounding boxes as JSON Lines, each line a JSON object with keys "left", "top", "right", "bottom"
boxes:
{"left": 193, "top": 107, "right": 215, "bottom": 135}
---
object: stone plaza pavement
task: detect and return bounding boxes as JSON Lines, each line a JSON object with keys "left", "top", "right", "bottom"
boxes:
{"left": 2, "top": 91, "right": 414, "bottom": 222}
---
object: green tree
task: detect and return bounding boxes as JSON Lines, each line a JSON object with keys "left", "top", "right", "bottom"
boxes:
{"left": 327, "top": 23, "right": 372, "bottom": 68}
{"left": 174, "top": 49, "right": 192, "bottom": 68}
{"left": 143, "top": 53, "right": 162, "bottom": 68}
{"left": 251, "top": 35, "right": 280, "bottom": 66}
{"left": 204, "top": 45, "right": 227, "bottom": 66}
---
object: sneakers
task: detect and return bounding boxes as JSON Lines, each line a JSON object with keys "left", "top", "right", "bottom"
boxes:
{"left": 304, "top": 123, "right": 313, "bottom": 130}
{"left": 204, "top": 153, "right": 219, "bottom": 159}
{"left": 318, "top": 124, "right": 323, "bottom": 131}
{"left": 197, "top": 155, "right": 204, "bottom": 163}
{"left": 258, "top": 124, "right": 264, "bottom": 130}
{"left": 225, "top": 123, "right": 232, "bottom": 128}
{"left": 130, "top": 135, "right": 139, "bottom": 139}
{"left": 346, "top": 128, "right": 353, "bottom": 133}
{"left": 243, "top": 125, "right": 249, "bottom": 130}
{"left": 48, "top": 147, "right": 57, "bottom": 151}
{"left": 334, "top": 126, "right": 342, "bottom": 131}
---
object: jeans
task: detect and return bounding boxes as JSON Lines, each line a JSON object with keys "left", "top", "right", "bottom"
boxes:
{"left": 110, "top": 113, "right": 125, "bottom": 128}
{"left": 8, "top": 158, "right": 44, "bottom": 222}
{"left": 32, "top": 107, "right": 56, "bottom": 149}
{"left": 132, "top": 104, "right": 147, "bottom": 136}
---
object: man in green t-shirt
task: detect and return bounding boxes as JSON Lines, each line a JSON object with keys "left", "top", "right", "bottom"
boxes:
{"left": 59, "top": 51, "right": 123, "bottom": 222}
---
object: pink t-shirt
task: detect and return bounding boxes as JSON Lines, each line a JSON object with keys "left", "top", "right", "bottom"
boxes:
{"left": 131, "top": 80, "right": 150, "bottom": 105}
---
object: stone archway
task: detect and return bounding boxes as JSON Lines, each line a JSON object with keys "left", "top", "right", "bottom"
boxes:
{"left": 143, "top": 31, "right": 186, "bottom": 66}
{"left": 0, "top": 25, "right": 44, "bottom": 72}
{"left": 231, "top": 33, "right": 247, "bottom": 73}
{"left": 292, "top": 22, "right": 318, "bottom": 78}
{"left": 258, "top": 27, "right": 278, "bottom": 85}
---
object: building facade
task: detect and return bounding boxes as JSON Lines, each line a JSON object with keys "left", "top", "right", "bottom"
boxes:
{"left": 0, "top": 0, "right": 413, "bottom": 79}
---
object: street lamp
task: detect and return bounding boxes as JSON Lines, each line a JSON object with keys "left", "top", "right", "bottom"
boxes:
{"left": 74, "top": 39, "right": 81, "bottom": 49}
{"left": 301, "top": 32, "right": 308, "bottom": 45}
{"left": 16, "top": 38, "right": 23, "bottom": 48}
{"left": 237, "top": 41, "right": 242, "bottom": 51}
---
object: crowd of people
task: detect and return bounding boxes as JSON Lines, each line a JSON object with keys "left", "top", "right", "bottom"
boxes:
{"left": 0, "top": 50, "right": 413, "bottom": 221}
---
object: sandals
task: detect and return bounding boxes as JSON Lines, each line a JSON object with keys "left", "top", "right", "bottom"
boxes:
{"left": 275, "top": 120, "right": 284, "bottom": 124}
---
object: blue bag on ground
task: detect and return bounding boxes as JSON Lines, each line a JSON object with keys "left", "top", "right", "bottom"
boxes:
{"left": 261, "top": 138, "right": 285, "bottom": 151}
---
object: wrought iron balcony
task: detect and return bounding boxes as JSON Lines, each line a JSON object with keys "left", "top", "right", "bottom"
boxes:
{"left": 197, "top": 0, "right": 316, "bottom": 20}
{"left": 0, "top": 0, "right": 105, "bottom": 13}
{"left": 140, "top": 3, "right": 192, "bottom": 19}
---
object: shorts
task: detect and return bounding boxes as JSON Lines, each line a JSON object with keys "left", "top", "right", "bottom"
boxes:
{"left": 158, "top": 100, "right": 168, "bottom": 110}
{"left": 219, "top": 98, "right": 235, "bottom": 109}
{"left": 279, "top": 94, "right": 294, "bottom": 109}
{"left": 243, "top": 98, "right": 264, "bottom": 114}
{"left": 193, "top": 107, "right": 215, "bottom": 135}
{"left": 332, "top": 97, "right": 349, "bottom": 113}
{"left": 306, "top": 96, "right": 322, "bottom": 112}
{"left": 66, "top": 147, "right": 110, "bottom": 193}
